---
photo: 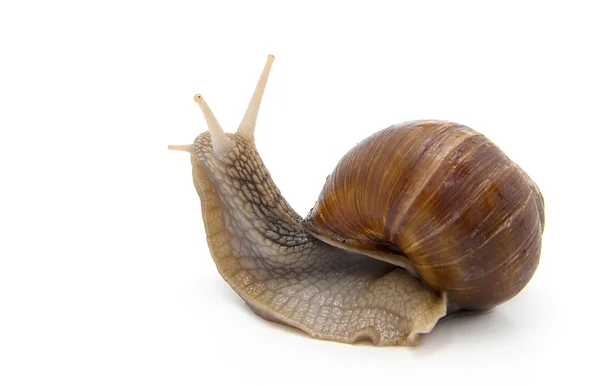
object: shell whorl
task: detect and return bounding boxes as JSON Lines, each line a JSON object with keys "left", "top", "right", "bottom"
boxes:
{"left": 303, "top": 120, "right": 544, "bottom": 310}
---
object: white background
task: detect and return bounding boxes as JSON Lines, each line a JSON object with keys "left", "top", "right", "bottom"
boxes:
{"left": 1, "top": 1, "right": 598, "bottom": 385}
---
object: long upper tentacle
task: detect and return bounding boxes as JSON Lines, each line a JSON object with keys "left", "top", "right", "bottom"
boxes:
{"left": 237, "top": 54, "right": 275, "bottom": 143}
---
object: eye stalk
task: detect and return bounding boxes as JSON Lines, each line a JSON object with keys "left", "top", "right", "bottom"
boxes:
{"left": 193, "top": 94, "right": 231, "bottom": 154}
{"left": 237, "top": 54, "right": 275, "bottom": 143}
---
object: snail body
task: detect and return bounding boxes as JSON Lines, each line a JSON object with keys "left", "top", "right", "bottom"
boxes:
{"left": 169, "top": 56, "right": 544, "bottom": 346}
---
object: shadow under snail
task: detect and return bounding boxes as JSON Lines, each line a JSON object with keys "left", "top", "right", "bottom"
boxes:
{"left": 168, "top": 55, "right": 545, "bottom": 346}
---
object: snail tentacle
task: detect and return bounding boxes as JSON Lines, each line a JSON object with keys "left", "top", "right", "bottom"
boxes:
{"left": 167, "top": 144, "right": 194, "bottom": 153}
{"left": 237, "top": 54, "right": 275, "bottom": 143}
{"left": 194, "top": 94, "right": 231, "bottom": 154}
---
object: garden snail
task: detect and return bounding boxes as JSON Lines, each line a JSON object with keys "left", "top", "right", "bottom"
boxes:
{"left": 168, "top": 55, "right": 544, "bottom": 346}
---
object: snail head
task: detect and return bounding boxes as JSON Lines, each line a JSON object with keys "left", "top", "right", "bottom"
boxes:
{"left": 168, "top": 54, "right": 275, "bottom": 160}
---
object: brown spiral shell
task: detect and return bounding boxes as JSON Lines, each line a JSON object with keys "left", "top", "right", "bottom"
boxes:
{"left": 303, "top": 120, "right": 544, "bottom": 310}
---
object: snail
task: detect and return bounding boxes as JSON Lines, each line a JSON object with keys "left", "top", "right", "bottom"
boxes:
{"left": 168, "top": 55, "right": 544, "bottom": 346}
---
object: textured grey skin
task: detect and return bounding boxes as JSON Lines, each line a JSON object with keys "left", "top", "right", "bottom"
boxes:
{"left": 186, "top": 132, "right": 446, "bottom": 346}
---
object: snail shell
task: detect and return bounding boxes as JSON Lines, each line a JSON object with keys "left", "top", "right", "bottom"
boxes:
{"left": 303, "top": 120, "right": 545, "bottom": 310}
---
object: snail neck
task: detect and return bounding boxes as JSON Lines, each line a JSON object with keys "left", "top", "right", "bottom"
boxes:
{"left": 190, "top": 146, "right": 318, "bottom": 271}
